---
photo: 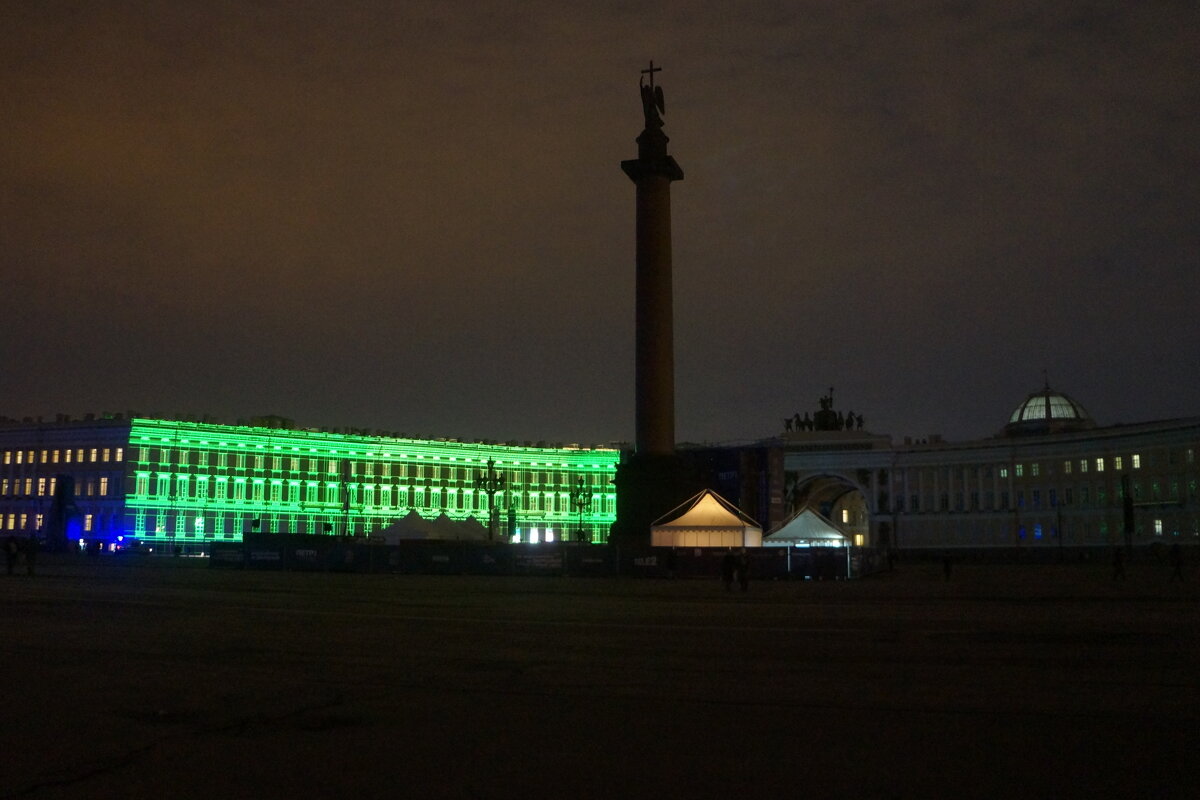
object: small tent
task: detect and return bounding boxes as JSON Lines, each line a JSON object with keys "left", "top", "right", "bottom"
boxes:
{"left": 429, "top": 513, "right": 491, "bottom": 541}
{"left": 650, "top": 489, "right": 763, "bottom": 548}
{"left": 763, "top": 508, "right": 847, "bottom": 547}
{"left": 457, "top": 516, "right": 490, "bottom": 541}
{"left": 377, "top": 510, "right": 436, "bottom": 543}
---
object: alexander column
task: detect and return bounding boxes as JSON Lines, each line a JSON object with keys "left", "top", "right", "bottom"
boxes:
{"left": 611, "top": 62, "right": 692, "bottom": 545}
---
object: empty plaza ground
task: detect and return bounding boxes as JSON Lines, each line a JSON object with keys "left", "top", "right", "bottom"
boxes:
{"left": 2, "top": 556, "right": 1198, "bottom": 799}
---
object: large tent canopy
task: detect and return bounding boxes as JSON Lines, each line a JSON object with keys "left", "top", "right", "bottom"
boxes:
{"left": 651, "top": 489, "right": 762, "bottom": 548}
{"left": 763, "top": 509, "right": 847, "bottom": 547}
{"left": 378, "top": 511, "right": 491, "bottom": 543}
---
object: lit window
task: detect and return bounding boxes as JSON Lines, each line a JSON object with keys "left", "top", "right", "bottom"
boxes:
{"left": 842, "top": 508, "right": 850, "bottom": 524}
{"left": 1015, "top": 464, "right": 1024, "bottom": 477}
{"left": 1114, "top": 456, "right": 1123, "bottom": 470}
{"left": 1096, "top": 458, "right": 1104, "bottom": 472}
{"left": 1132, "top": 454, "right": 1141, "bottom": 469}
{"left": 84, "top": 514, "right": 93, "bottom": 532}
{"left": 52, "top": 450, "right": 59, "bottom": 463}
{"left": 1000, "top": 467, "right": 1009, "bottom": 479}
{"left": 35, "top": 514, "right": 43, "bottom": 529}
{"left": 102, "top": 448, "right": 110, "bottom": 462}
{"left": 37, "top": 478, "right": 46, "bottom": 496}
{"left": 40, "top": 450, "right": 48, "bottom": 463}
{"left": 15, "top": 451, "right": 23, "bottom": 465}
{"left": 1031, "top": 463, "right": 1040, "bottom": 477}
{"left": 90, "top": 448, "right": 98, "bottom": 462}
{"left": 99, "top": 477, "right": 109, "bottom": 495}
{"left": 1063, "top": 461, "right": 1072, "bottom": 474}
{"left": 19, "top": 513, "right": 27, "bottom": 530}
{"left": 2, "top": 451, "right": 9, "bottom": 465}
{"left": 1080, "top": 459, "right": 1088, "bottom": 473}
{"left": 1154, "top": 519, "right": 1163, "bottom": 536}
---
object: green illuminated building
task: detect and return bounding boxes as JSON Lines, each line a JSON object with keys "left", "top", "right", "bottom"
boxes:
{"left": 0, "top": 415, "right": 620, "bottom": 549}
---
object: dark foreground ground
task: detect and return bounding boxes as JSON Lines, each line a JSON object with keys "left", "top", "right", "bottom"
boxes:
{"left": 2, "top": 557, "right": 1198, "bottom": 799}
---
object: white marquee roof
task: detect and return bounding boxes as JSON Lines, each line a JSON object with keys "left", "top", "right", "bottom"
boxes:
{"left": 764, "top": 508, "right": 846, "bottom": 544}
{"left": 653, "top": 489, "right": 761, "bottom": 531}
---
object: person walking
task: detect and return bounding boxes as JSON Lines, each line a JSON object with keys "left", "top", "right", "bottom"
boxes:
{"left": 1112, "top": 547, "right": 1126, "bottom": 581}
{"left": 1168, "top": 542, "right": 1184, "bottom": 582}
{"left": 4, "top": 536, "right": 18, "bottom": 575}
{"left": 721, "top": 550, "right": 735, "bottom": 592}
{"left": 23, "top": 536, "right": 37, "bottom": 576}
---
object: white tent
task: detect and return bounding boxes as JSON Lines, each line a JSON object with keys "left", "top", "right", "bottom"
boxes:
{"left": 377, "top": 510, "right": 436, "bottom": 543}
{"left": 651, "top": 489, "right": 762, "bottom": 548}
{"left": 430, "top": 513, "right": 490, "bottom": 541}
{"left": 762, "top": 508, "right": 847, "bottom": 547}
{"left": 378, "top": 511, "right": 493, "bottom": 543}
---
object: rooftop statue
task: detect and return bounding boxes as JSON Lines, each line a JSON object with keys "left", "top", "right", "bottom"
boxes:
{"left": 639, "top": 61, "right": 666, "bottom": 130}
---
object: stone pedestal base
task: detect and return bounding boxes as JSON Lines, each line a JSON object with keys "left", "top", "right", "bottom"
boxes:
{"left": 610, "top": 453, "right": 698, "bottom": 546}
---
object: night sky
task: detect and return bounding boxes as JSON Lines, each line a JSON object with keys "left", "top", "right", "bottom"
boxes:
{"left": 3, "top": 2, "right": 1198, "bottom": 446}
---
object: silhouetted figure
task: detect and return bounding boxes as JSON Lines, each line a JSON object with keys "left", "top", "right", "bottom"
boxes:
{"left": 802, "top": 412, "right": 812, "bottom": 431}
{"left": 784, "top": 417, "right": 793, "bottom": 432}
{"left": 1169, "top": 543, "right": 1183, "bottom": 581}
{"left": 4, "top": 536, "right": 18, "bottom": 575}
{"left": 942, "top": 551, "right": 952, "bottom": 581}
{"left": 721, "top": 550, "right": 735, "bottom": 591}
{"left": 793, "top": 412, "right": 802, "bottom": 431}
{"left": 844, "top": 411, "right": 855, "bottom": 431}
{"left": 23, "top": 536, "right": 36, "bottom": 576}
{"left": 856, "top": 413, "right": 864, "bottom": 430}
{"left": 639, "top": 76, "right": 665, "bottom": 130}
{"left": 1112, "top": 547, "right": 1126, "bottom": 581}
{"left": 736, "top": 549, "right": 750, "bottom": 592}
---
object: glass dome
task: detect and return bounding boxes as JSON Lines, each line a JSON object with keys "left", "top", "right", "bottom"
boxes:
{"left": 1004, "top": 385, "right": 1095, "bottom": 436}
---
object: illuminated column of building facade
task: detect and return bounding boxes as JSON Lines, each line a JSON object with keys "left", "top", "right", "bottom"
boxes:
{"left": 123, "top": 418, "right": 620, "bottom": 547}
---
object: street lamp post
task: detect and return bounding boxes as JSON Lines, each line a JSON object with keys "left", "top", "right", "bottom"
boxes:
{"left": 569, "top": 476, "right": 593, "bottom": 544}
{"left": 475, "top": 459, "right": 506, "bottom": 542}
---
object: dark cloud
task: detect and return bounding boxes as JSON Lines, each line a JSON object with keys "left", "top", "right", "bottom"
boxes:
{"left": 2, "top": 1, "right": 1197, "bottom": 444}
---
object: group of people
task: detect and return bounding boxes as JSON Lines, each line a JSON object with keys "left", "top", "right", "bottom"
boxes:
{"left": 4, "top": 535, "right": 36, "bottom": 575}
{"left": 1113, "top": 542, "right": 1186, "bottom": 581}
{"left": 721, "top": 549, "right": 751, "bottom": 592}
